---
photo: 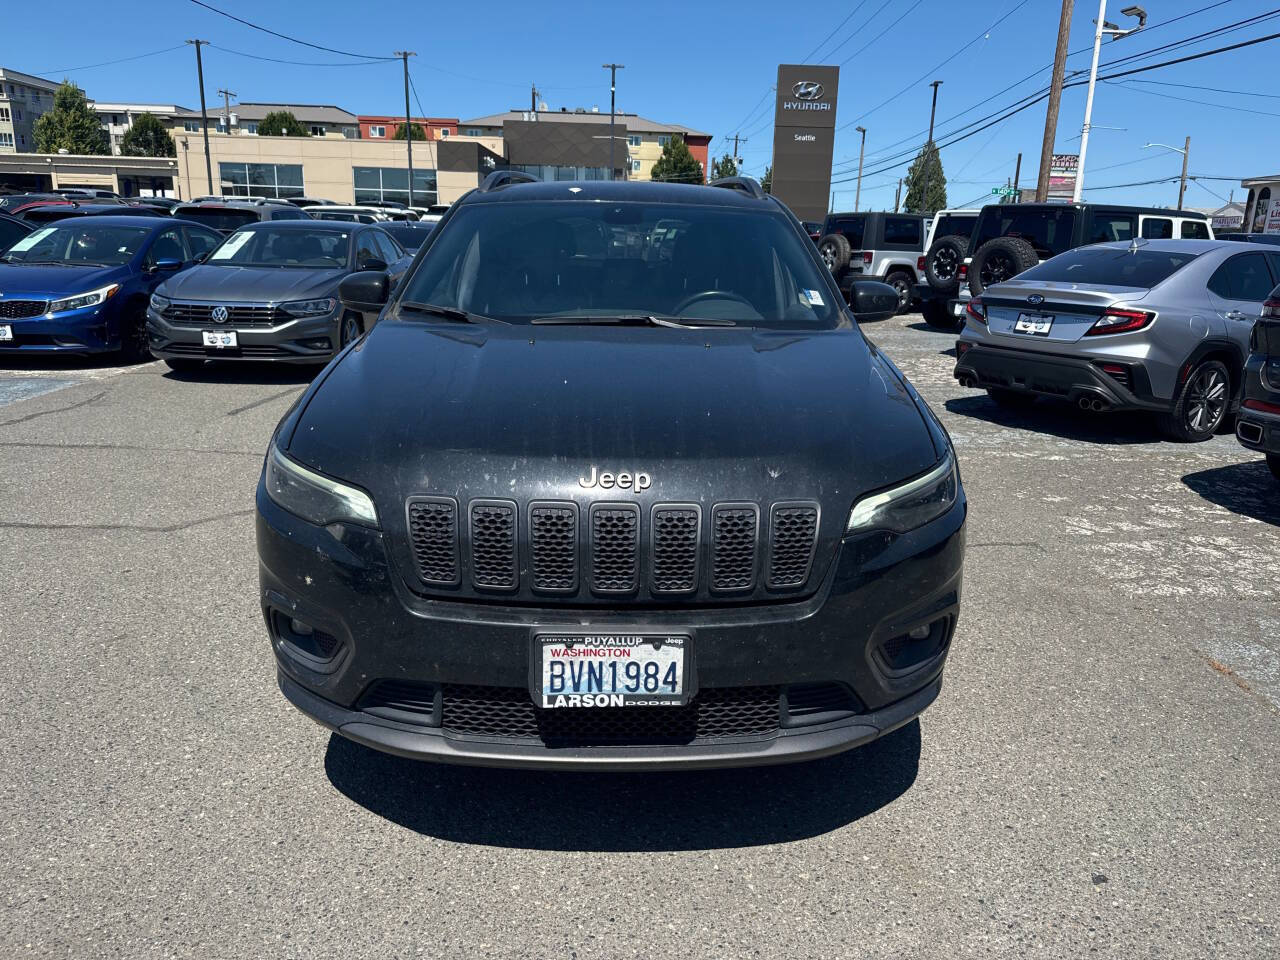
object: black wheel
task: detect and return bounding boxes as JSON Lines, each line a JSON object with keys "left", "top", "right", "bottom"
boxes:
{"left": 987, "top": 388, "right": 1036, "bottom": 409}
{"left": 925, "top": 236, "right": 969, "bottom": 294}
{"left": 117, "top": 302, "right": 152, "bottom": 364}
{"left": 921, "top": 298, "right": 957, "bottom": 330}
{"left": 817, "top": 233, "right": 851, "bottom": 274}
{"left": 1268, "top": 453, "right": 1280, "bottom": 482}
{"left": 163, "top": 358, "right": 204, "bottom": 373}
{"left": 339, "top": 313, "right": 363, "bottom": 348}
{"left": 1159, "top": 359, "right": 1230, "bottom": 442}
{"left": 968, "top": 236, "right": 1038, "bottom": 297}
{"left": 884, "top": 270, "right": 913, "bottom": 314}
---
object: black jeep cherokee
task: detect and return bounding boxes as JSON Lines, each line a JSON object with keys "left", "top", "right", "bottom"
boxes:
{"left": 256, "top": 173, "right": 966, "bottom": 770}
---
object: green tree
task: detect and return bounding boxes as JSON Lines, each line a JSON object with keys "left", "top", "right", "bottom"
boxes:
{"left": 902, "top": 143, "right": 946, "bottom": 214}
{"left": 33, "top": 81, "right": 109, "bottom": 155}
{"left": 649, "top": 134, "right": 704, "bottom": 184}
{"left": 256, "top": 111, "right": 309, "bottom": 137}
{"left": 760, "top": 164, "right": 772, "bottom": 194}
{"left": 710, "top": 153, "right": 739, "bottom": 180}
{"left": 120, "top": 112, "right": 176, "bottom": 158}
{"left": 393, "top": 122, "right": 428, "bottom": 141}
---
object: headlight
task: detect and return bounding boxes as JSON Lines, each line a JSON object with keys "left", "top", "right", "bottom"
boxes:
{"left": 280, "top": 298, "right": 337, "bottom": 317}
{"left": 48, "top": 283, "right": 120, "bottom": 315}
{"left": 149, "top": 293, "right": 170, "bottom": 312}
{"left": 264, "top": 445, "right": 379, "bottom": 528}
{"left": 846, "top": 451, "right": 958, "bottom": 534}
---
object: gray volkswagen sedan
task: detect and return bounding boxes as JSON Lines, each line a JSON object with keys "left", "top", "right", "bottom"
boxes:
{"left": 953, "top": 239, "right": 1280, "bottom": 441}
{"left": 146, "top": 220, "right": 411, "bottom": 370}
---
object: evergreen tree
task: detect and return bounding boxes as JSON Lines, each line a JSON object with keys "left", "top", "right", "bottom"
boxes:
{"left": 710, "top": 153, "right": 739, "bottom": 180}
{"left": 120, "top": 112, "right": 176, "bottom": 157}
{"left": 902, "top": 144, "right": 947, "bottom": 213}
{"left": 33, "top": 82, "right": 109, "bottom": 155}
{"left": 256, "top": 111, "right": 309, "bottom": 137}
{"left": 760, "top": 165, "right": 773, "bottom": 194}
{"left": 393, "top": 122, "right": 428, "bottom": 141}
{"left": 649, "top": 135, "right": 704, "bottom": 184}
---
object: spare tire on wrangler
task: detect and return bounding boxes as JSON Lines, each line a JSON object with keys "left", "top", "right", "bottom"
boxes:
{"left": 968, "top": 235, "right": 1038, "bottom": 296}
{"left": 925, "top": 235, "right": 969, "bottom": 293}
{"left": 817, "top": 233, "right": 851, "bottom": 275}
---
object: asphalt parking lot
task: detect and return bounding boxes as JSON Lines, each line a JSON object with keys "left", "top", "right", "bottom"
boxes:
{"left": 2, "top": 315, "right": 1276, "bottom": 960}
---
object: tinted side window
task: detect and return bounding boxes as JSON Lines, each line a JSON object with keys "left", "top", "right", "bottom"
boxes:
{"left": 882, "top": 217, "right": 921, "bottom": 247}
{"left": 147, "top": 227, "right": 187, "bottom": 264}
{"left": 831, "top": 217, "right": 865, "bottom": 248}
{"left": 0, "top": 218, "right": 28, "bottom": 252}
{"left": 354, "top": 231, "right": 380, "bottom": 267}
{"left": 1141, "top": 218, "right": 1173, "bottom": 240}
{"left": 1181, "top": 220, "right": 1210, "bottom": 239}
{"left": 973, "top": 208, "right": 1078, "bottom": 258}
{"left": 1086, "top": 212, "right": 1136, "bottom": 243}
{"left": 184, "top": 227, "right": 221, "bottom": 259}
{"left": 1208, "top": 253, "right": 1275, "bottom": 301}
{"left": 371, "top": 230, "right": 401, "bottom": 263}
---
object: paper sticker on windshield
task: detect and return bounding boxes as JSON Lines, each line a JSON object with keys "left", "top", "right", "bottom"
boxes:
{"left": 209, "top": 231, "right": 253, "bottom": 260}
{"left": 802, "top": 289, "right": 825, "bottom": 307}
{"left": 7, "top": 227, "right": 54, "bottom": 252}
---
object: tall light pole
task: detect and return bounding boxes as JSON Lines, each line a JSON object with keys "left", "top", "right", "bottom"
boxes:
{"left": 1074, "top": 3, "right": 1146, "bottom": 201}
{"left": 603, "top": 63, "right": 624, "bottom": 181}
{"left": 854, "top": 125, "right": 867, "bottom": 212}
{"left": 185, "top": 40, "right": 213, "bottom": 195}
{"left": 1144, "top": 139, "right": 1191, "bottom": 209}
{"left": 395, "top": 52, "right": 417, "bottom": 206}
{"left": 918, "top": 81, "right": 942, "bottom": 214}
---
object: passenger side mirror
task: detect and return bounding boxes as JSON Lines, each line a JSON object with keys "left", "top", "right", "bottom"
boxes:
{"left": 339, "top": 270, "right": 390, "bottom": 313}
{"left": 152, "top": 258, "right": 182, "bottom": 273}
{"left": 847, "top": 280, "right": 900, "bottom": 324}
{"left": 360, "top": 257, "right": 388, "bottom": 272}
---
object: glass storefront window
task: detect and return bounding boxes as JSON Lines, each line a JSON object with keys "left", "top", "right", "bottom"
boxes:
{"left": 352, "top": 166, "right": 438, "bottom": 206}
{"left": 218, "top": 162, "right": 305, "bottom": 199}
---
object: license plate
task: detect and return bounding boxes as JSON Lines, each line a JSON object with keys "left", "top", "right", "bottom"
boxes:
{"left": 534, "top": 633, "right": 689, "bottom": 709}
{"left": 1014, "top": 313, "right": 1054, "bottom": 335}
{"left": 0, "top": 324, "right": 12, "bottom": 341}
{"left": 202, "top": 330, "right": 238, "bottom": 348}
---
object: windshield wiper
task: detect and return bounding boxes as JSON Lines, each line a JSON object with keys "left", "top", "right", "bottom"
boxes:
{"left": 531, "top": 314, "right": 737, "bottom": 327}
{"left": 398, "top": 301, "right": 506, "bottom": 324}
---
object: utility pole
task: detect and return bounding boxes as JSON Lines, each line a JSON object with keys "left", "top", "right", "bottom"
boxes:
{"left": 217, "top": 88, "right": 235, "bottom": 134}
{"left": 531, "top": 83, "right": 538, "bottom": 114}
{"left": 854, "top": 125, "right": 867, "bottom": 212}
{"left": 919, "top": 81, "right": 942, "bottom": 215}
{"left": 395, "top": 52, "right": 416, "bottom": 205}
{"left": 602, "top": 63, "right": 624, "bottom": 181}
{"left": 1036, "top": 0, "right": 1074, "bottom": 202}
{"left": 731, "top": 133, "right": 747, "bottom": 173}
{"left": 894, "top": 178, "right": 903, "bottom": 213}
{"left": 1177, "top": 135, "right": 1190, "bottom": 210}
{"left": 185, "top": 39, "right": 213, "bottom": 195}
{"left": 1013, "top": 151, "right": 1022, "bottom": 201}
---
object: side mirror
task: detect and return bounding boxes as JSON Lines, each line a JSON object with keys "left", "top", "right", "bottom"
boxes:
{"left": 339, "top": 270, "right": 390, "bottom": 313}
{"left": 152, "top": 258, "right": 182, "bottom": 273}
{"left": 360, "top": 257, "right": 388, "bottom": 272}
{"left": 847, "top": 280, "right": 900, "bottom": 323}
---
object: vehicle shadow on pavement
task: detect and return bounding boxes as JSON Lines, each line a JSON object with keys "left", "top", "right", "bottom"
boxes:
{"left": 159, "top": 362, "right": 320, "bottom": 386}
{"left": 1182, "top": 460, "right": 1280, "bottom": 527}
{"left": 0, "top": 353, "right": 139, "bottom": 372}
{"left": 323, "top": 721, "right": 921, "bottom": 850}
{"left": 943, "top": 394, "right": 1162, "bottom": 445}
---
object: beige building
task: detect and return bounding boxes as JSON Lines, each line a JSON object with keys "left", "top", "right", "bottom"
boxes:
{"left": 0, "top": 67, "right": 58, "bottom": 153}
{"left": 90, "top": 102, "right": 190, "bottom": 156}
{"left": 0, "top": 150, "right": 179, "bottom": 195}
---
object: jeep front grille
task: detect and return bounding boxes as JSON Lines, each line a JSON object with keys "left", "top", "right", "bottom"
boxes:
{"left": 711, "top": 503, "right": 759, "bottom": 592}
{"left": 589, "top": 504, "right": 640, "bottom": 593}
{"left": 767, "top": 503, "right": 819, "bottom": 589}
{"left": 407, "top": 497, "right": 460, "bottom": 586}
{"left": 529, "top": 503, "right": 578, "bottom": 592}
{"left": 469, "top": 500, "right": 517, "bottom": 590}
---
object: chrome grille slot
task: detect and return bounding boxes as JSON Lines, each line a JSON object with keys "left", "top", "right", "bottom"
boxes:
{"left": 164, "top": 302, "right": 281, "bottom": 326}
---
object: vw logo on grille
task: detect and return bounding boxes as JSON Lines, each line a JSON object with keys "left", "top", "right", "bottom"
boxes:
{"left": 792, "top": 81, "right": 824, "bottom": 101}
{"left": 211, "top": 305, "right": 229, "bottom": 322}
{"left": 1027, "top": 294, "right": 1045, "bottom": 306}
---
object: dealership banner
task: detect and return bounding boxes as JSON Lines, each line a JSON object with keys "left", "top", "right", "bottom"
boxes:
{"left": 1048, "top": 154, "right": 1078, "bottom": 199}
{"left": 771, "top": 64, "right": 840, "bottom": 223}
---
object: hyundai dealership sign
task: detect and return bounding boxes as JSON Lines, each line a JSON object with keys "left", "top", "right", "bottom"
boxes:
{"left": 771, "top": 65, "right": 840, "bottom": 223}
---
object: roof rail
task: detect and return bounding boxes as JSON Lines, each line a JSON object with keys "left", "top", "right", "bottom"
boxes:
{"left": 709, "top": 176, "right": 767, "bottom": 200}
{"left": 478, "top": 169, "right": 540, "bottom": 192}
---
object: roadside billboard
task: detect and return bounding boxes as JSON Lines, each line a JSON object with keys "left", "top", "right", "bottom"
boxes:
{"left": 1048, "top": 154, "right": 1078, "bottom": 200}
{"left": 770, "top": 65, "right": 840, "bottom": 223}
{"left": 1267, "top": 198, "right": 1280, "bottom": 235}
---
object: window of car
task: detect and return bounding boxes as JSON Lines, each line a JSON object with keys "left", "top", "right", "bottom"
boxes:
{"left": 1085, "top": 212, "right": 1136, "bottom": 243}
{"left": 354, "top": 231, "right": 381, "bottom": 268}
{"left": 932, "top": 214, "right": 976, "bottom": 241}
{"left": 146, "top": 227, "right": 187, "bottom": 266}
{"left": 972, "top": 207, "right": 1078, "bottom": 259}
{"left": 1140, "top": 218, "right": 1173, "bottom": 240}
{"left": 397, "top": 201, "right": 842, "bottom": 329}
{"left": 370, "top": 229, "right": 402, "bottom": 264}
{"left": 183, "top": 226, "right": 222, "bottom": 260}
{"left": 1180, "top": 219, "right": 1210, "bottom": 240}
{"left": 1, "top": 223, "right": 151, "bottom": 266}
{"left": 827, "top": 215, "right": 865, "bottom": 249}
{"left": 380, "top": 222, "right": 433, "bottom": 252}
{"left": 1017, "top": 246, "right": 1201, "bottom": 288}
{"left": 1207, "top": 253, "right": 1276, "bottom": 302}
{"left": 205, "top": 226, "right": 351, "bottom": 268}
{"left": 0, "top": 217, "right": 32, "bottom": 253}
{"left": 882, "top": 216, "right": 921, "bottom": 247}
{"left": 176, "top": 207, "right": 260, "bottom": 231}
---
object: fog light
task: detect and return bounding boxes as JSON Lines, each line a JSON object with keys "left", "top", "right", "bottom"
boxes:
{"left": 908, "top": 624, "right": 931, "bottom": 640}
{"left": 289, "top": 618, "right": 314, "bottom": 636}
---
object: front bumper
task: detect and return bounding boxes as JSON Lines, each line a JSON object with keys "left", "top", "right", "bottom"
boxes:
{"left": 146, "top": 306, "right": 339, "bottom": 363}
{"left": 0, "top": 303, "right": 124, "bottom": 354}
{"left": 257, "top": 482, "right": 966, "bottom": 770}
{"left": 953, "top": 341, "right": 1166, "bottom": 412}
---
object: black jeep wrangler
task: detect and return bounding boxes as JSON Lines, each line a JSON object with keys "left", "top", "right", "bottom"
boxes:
{"left": 256, "top": 172, "right": 965, "bottom": 770}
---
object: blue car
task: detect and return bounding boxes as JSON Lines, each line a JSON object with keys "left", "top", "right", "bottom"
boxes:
{"left": 0, "top": 215, "right": 222, "bottom": 360}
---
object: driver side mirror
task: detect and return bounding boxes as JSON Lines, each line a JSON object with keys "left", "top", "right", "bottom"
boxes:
{"left": 151, "top": 258, "right": 182, "bottom": 273}
{"left": 339, "top": 270, "right": 390, "bottom": 313}
{"left": 360, "top": 257, "right": 388, "bottom": 272}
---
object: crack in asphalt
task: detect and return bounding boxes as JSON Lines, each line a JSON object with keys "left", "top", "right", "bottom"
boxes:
{"left": 0, "top": 390, "right": 107, "bottom": 427}
{"left": 225, "top": 387, "right": 303, "bottom": 417}
{"left": 0, "top": 509, "right": 255, "bottom": 533}
{"left": 968, "top": 541, "right": 1046, "bottom": 552}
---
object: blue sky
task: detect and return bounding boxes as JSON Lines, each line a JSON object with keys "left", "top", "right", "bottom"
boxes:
{"left": 12, "top": 0, "right": 1277, "bottom": 211}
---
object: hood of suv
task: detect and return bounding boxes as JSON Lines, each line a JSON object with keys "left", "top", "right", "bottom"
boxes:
{"left": 160, "top": 264, "right": 342, "bottom": 303}
{"left": 285, "top": 322, "right": 942, "bottom": 603}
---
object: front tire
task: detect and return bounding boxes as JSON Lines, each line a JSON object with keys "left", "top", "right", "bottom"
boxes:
{"left": 1159, "top": 359, "right": 1230, "bottom": 442}
{"left": 921, "top": 298, "right": 957, "bottom": 330}
{"left": 339, "top": 313, "right": 363, "bottom": 348}
{"left": 118, "top": 303, "right": 152, "bottom": 364}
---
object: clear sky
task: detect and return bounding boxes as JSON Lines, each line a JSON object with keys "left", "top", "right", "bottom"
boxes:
{"left": 11, "top": 0, "right": 1278, "bottom": 212}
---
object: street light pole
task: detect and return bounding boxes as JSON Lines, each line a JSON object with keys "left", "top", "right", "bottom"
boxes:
{"left": 1074, "top": 2, "right": 1146, "bottom": 201}
{"left": 854, "top": 125, "right": 866, "bottom": 212}
{"left": 1143, "top": 139, "right": 1191, "bottom": 209}
{"left": 603, "top": 63, "right": 624, "bottom": 181}
{"left": 919, "top": 81, "right": 942, "bottom": 214}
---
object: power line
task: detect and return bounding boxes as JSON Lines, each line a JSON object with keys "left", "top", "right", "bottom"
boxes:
{"left": 35, "top": 45, "right": 186, "bottom": 75}
{"left": 188, "top": 0, "right": 396, "bottom": 60}
{"left": 1119, "top": 76, "right": 1280, "bottom": 99}
{"left": 836, "top": 0, "right": 928, "bottom": 67}
{"left": 1104, "top": 78, "right": 1280, "bottom": 116}
{"left": 802, "top": 1, "right": 870, "bottom": 63}
{"left": 207, "top": 43, "right": 392, "bottom": 67}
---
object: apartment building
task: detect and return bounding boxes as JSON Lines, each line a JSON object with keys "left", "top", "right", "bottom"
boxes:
{"left": 358, "top": 115, "right": 457, "bottom": 141}
{"left": 91, "top": 102, "right": 191, "bottom": 156}
{"left": 0, "top": 67, "right": 58, "bottom": 153}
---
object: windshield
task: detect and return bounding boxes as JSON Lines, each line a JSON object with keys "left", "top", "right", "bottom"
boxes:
{"left": 381, "top": 222, "right": 434, "bottom": 251}
{"left": 1016, "top": 246, "right": 1201, "bottom": 288}
{"left": 974, "top": 207, "right": 1078, "bottom": 259}
{"left": 206, "top": 226, "right": 350, "bottom": 268}
{"left": 397, "top": 201, "right": 840, "bottom": 328}
{"left": 1, "top": 223, "right": 150, "bottom": 265}
{"left": 176, "top": 208, "right": 259, "bottom": 231}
